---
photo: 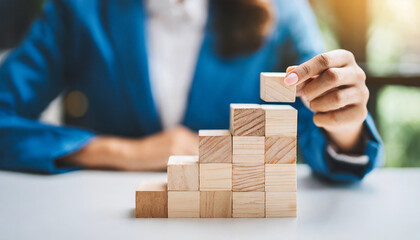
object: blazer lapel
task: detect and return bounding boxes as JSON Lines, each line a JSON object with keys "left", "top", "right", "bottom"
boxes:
{"left": 182, "top": 3, "right": 279, "bottom": 130}
{"left": 106, "top": 0, "right": 161, "bottom": 135}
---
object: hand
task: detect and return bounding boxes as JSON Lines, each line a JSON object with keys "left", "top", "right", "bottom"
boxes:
{"left": 284, "top": 50, "right": 368, "bottom": 154}
{"left": 58, "top": 126, "right": 199, "bottom": 171}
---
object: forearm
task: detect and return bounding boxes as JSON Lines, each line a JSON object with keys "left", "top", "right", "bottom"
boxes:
{"left": 58, "top": 136, "right": 168, "bottom": 171}
{"left": 57, "top": 126, "right": 199, "bottom": 172}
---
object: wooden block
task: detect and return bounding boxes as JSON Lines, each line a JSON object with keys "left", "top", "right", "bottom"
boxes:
{"left": 200, "top": 191, "right": 232, "bottom": 218}
{"left": 232, "top": 164, "right": 264, "bottom": 192}
{"left": 199, "top": 130, "right": 232, "bottom": 163}
{"left": 262, "top": 105, "right": 297, "bottom": 137}
{"left": 200, "top": 163, "right": 232, "bottom": 191}
{"left": 232, "top": 192, "right": 265, "bottom": 218}
{"left": 168, "top": 191, "right": 200, "bottom": 218}
{"left": 266, "top": 192, "right": 297, "bottom": 218}
{"left": 265, "top": 136, "right": 297, "bottom": 164}
{"left": 167, "top": 156, "right": 199, "bottom": 191}
{"left": 260, "top": 72, "right": 296, "bottom": 102}
{"left": 232, "top": 136, "right": 265, "bottom": 155}
{"left": 230, "top": 104, "right": 265, "bottom": 136}
{"left": 265, "top": 164, "right": 297, "bottom": 192}
{"left": 232, "top": 155, "right": 264, "bottom": 164}
{"left": 135, "top": 179, "right": 168, "bottom": 218}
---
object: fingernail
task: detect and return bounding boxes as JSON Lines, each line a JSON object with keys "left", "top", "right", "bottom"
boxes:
{"left": 284, "top": 73, "right": 298, "bottom": 85}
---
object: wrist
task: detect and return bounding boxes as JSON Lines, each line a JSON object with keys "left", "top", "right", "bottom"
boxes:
{"left": 325, "top": 123, "right": 365, "bottom": 155}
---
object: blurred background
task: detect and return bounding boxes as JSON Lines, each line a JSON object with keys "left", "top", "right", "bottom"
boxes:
{"left": 1, "top": 0, "right": 419, "bottom": 168}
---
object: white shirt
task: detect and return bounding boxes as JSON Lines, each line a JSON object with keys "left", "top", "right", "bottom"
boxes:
{"left": 146, "top": 0, "right": 208, "bottom": 130}
{"left": 144, "top": 0, "right": 368, "bottom": 165}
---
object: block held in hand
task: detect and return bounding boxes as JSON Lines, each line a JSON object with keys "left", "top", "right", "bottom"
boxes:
{"left": 260, "top": 72, "right": 296, "bottom": 102}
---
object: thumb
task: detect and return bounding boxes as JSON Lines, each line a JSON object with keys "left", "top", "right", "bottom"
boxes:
{"left": 286, "top": 66, "right": 298, "bottom": 74}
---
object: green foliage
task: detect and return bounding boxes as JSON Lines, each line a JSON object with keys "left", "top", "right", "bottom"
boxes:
{"left": 378, "top": 86, "right": 420, "bottom": 167}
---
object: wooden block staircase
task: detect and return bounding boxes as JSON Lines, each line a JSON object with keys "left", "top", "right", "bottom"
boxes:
{"left": 136, "top": 72, "right": 297, "bottom": 218}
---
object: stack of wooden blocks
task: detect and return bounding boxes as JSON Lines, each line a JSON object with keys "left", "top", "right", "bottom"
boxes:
{"left": 136, "top": 72, "right": 298, "bottom": 218}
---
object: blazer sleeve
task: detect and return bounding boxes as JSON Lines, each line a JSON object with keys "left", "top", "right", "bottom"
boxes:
{"left": 278, "top": 0, "right": 385, "bottom": 181}
{"left": 0, "top": 1, "right": 95, "bottom": 173}
{"left": 275, "top": 0, "right": 325, "bottom": 65}
{"left": 296, "top": 99, "right": 384, "bottom": 182}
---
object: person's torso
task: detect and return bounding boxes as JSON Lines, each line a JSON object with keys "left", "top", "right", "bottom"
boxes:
{"left": 60, "top": 0, "right": 295, "bottom": 137}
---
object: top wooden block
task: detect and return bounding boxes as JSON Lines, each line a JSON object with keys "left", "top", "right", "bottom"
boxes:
{"left": 167, "top": 156, "right": 199, "bottom": 191}
{"left": 260, "top": 72, "right": 296, "bottom": 103}
{"left": 199, "top": 130, "right": 232, "bottom": 163}
{"left": 262, "top": 105, "right": 297, "bottom": 137}
{"left": 230, "top": 104, "right": 265, "bottom": 136}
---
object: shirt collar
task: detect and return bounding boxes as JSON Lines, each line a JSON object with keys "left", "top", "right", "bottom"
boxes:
{"left": 145, "top": 0, "right": 208, "bottom": 28}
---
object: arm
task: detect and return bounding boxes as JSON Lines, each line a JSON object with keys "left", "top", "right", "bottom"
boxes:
{"left": 296, "top": 98, "right": 383, "bottom": 182}
{"left": 278, "top": 0, "right": 384, "bottom": 181}
{"left": 0, "top": 1, "right": 95, "bottom": 173}
{"left": 285, "top": 51, "right": 369, "bottom": 153}
{"left": 0, "top": 2, "right": 198, "bottom": 173}
{"left": 59, "top": 126, "right": 198, "bottom": 172}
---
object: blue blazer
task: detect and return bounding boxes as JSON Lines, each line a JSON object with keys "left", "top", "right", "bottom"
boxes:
{"left": 0, "top": 0, "right": 383, "bottom": 181}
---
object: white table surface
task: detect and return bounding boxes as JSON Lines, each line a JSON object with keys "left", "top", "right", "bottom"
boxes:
{"left": 1, "top": 165, "right": 419, "bottom": 240}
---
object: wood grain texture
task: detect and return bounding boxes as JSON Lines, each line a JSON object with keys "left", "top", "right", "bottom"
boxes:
{"left": 262, "top": 105, "right": 297, "bottom": 137}
{"left": 232, "top": 192, "right": 265, "bottom": 218}
{"left": 200, "top": 191, "right": 232, "bottom": 218}
{"left": 232, "top": 164, "right": 265, "bottom": 192}
{"left": 260, "top": 72, "right": 296, "bottom": 103}
{"left": 265, "top": 192, "right": 297, "bottom": 218}
{"left": 168, "top": 191, "right": 200, "bottom": 218}
{"left": 167, "top": 156, "right": 199, "bottom": 191}
{"left": 200, "top": 164, "right": 232, "bottom": 191}
{"left": 265, "top": 164, "right": 297, "bottom": 192}
{"left": 135, "top": 180, "right": 168, "bottom": 218}
{"left": 199, "top": 130, "right": 232, "bottom": 163}
{"left": 232, "top": 136, "right": 265, "bottom": 155}
{"left": 230, "top": 104, "right": 265, "bottom": 136}
{"left": 265, "top": 136, "right": 297, "bottom": 164}
{"left": 232, "top": 155, "right": 264, "bottom": 164}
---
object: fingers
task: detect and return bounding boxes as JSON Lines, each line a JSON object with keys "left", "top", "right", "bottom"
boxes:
{"left": 183, "top": 145, "right": 199, "bottom": 155}
{"left": 309, "top": 86, "right": 367, "bottom": 113}
{"left": 285, "top": 50, "right": 355, "bottom": 86}
{"left": 300, "top": 67, "right": 360, "bottom": 101}
{"left": 296, "top": 76, "right": 315, "bottom": 97}
{"left": 173, "top": 135, "right": 198, "bottom": 155}
{"left": 182, "top": 134, "right": 199, "bottom": 155}
{"left": 170, "top": 126, "right": 199, "bottom": 155}
{"left": 286, "top": 66, "right": 297, "bottom": 74}
{"left": 313, "top": 104, "right": 368, "bottom": 131}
